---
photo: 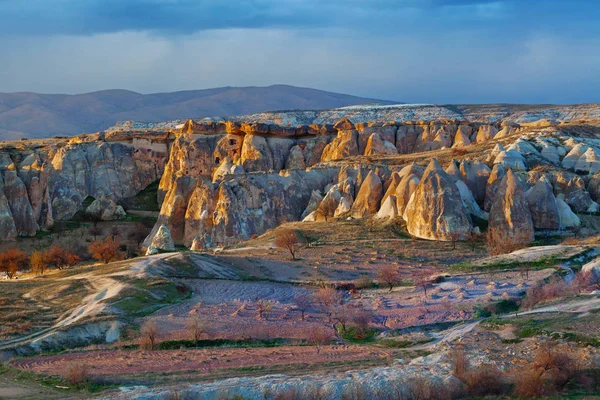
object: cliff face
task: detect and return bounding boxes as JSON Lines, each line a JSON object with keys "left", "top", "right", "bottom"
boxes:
{"left": 2, "top": 103, "right": 600, "bottom": 245}
{"left": 0, "top": 132, "right": 169, "bottom": 240}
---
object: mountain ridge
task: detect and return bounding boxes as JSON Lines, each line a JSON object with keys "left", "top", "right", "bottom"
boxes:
{"left": 0, "top": 85, "right": 396, "bottom": 140}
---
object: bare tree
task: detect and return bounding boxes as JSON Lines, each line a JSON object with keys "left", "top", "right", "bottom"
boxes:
{"left": 314, "top": 286, "right": 341, "bottom": 320}
{"left": 110, "top": 225, "right": 121, "bottom": 240}
{"left": 140, "top": 319, "right": 159, "bottom": 350}
{"left": 485, "top": 226, "right": 530, "bottom": 256}
{"left": 306, "top": 327, "right": 332, "bottom": 354}
{"left": 274, "top": 228, "right": 303, "bottom": 260}
{"left": 351, "top": 311, "right": 373, "bottom": 339}
{"left": 185, "top": 316, "right": 208, "bottom": 344}
{"left": 414, "top": 269, "right": 433, "bottom": 298}
{"left": 468, "top": 229, "right": 481, "bottom": 252}
{"left": 255, "top": 299, "right": 273, "bottom": 320}
{"left": 377, "top": 265, "right": 400, "bottom": 292}
{"left": 331, "top": 304, "right": 353, "bottom": 333}
{"left": 88, "top": 225, "right": 103, "bottom": 240}
{"left": 293, "top": 293, "right": 313, "bottom": 321}
{"left": 449, "top": 231, "right": 461, "bottom": 250}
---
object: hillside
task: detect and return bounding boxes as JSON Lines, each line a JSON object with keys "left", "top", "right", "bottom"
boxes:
{"left": 0, "top": 85, "right": 394, "bottom": 140}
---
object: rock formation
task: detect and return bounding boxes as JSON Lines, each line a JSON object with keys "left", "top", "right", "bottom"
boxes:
{"left": 404, "top": 159, "right": 472, "bottom": 241}
{"left": 488, "top": 169, "right": 534, "bottom": 243}
{"left": 525, "top": 179, "right": 560, "bottom": 230}
{"left": 351, "top": 171, "right": 383, "bottom": 218}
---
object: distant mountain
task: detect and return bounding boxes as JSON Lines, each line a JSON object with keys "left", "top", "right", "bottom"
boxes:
{"left": 0, "top": 85, "right": 396, "bottom": 140}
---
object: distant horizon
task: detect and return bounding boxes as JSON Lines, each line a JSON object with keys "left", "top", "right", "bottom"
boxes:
{"left": 1, "top": 84, "right": 599, "bottom": 107}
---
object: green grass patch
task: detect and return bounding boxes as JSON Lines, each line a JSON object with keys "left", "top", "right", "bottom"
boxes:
{"left": 119, "top": 180, "right": 160, "bottom": 212}
{"left": 378, "top": 338, "right": 435, "bottom": 348}
{"left": 155, "top": 338, "right": 288, "bottom": 350}
{"left": 337, "top": 326, "right": 377, "bottom": 343}
{"left": 112, "top": 278, "right": 190, "bottom": 318}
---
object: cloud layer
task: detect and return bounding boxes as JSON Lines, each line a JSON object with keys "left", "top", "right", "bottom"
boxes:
{"left": 0, "top": 0, "right": 599, "bottom": 103}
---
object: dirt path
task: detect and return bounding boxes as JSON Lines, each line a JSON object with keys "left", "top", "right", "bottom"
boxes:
{"left": 404, "top": 295, "right": 600, "bottom": 351}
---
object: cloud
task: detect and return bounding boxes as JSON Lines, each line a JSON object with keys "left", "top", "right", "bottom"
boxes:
{"left": 0, "top": 0, "right": 529, "bottom": 36}
{"left": 1, "top": 28, "right": 599, "bottom": 104}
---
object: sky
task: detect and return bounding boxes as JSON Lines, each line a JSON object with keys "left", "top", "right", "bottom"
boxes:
{"left": 0, "top": 0, "right": 599, "bottom": 104}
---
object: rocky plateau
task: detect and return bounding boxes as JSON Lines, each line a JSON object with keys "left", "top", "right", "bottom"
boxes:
{"left": 1, "top": 103, "right": 600, "bottom": 248}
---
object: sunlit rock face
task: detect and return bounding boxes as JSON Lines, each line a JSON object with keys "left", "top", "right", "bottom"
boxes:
{"left": 404, "top": 159, "right": 472, "bottom": 241}
{"left": 2, "top": 102, "right": 600, "bottom": 244}
{"left": 488, "top": 169, "right": 535, "bottom": 243}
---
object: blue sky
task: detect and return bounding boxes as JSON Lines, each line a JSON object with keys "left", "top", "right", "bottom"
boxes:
{"left": 0, "top": 0, "right": 599, "bottom": 103}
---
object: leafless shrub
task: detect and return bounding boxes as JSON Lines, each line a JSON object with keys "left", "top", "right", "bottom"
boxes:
{"left": 485, "top": 226, "right": 530, "bottom": 256}
{"left": 65, "top": 363, "right": 89, "bottom": 385}
{"left": 255, "top": 299, "right": 273, "bottom": 320}
{"left": 293, "top": 293, "right": 313, "bottom": 321}
{"left": 306, "top": 327, "right": 332, "bottom": 354}
{"left": 512, "top": 342, "right": 577, "bottom": 398}
{"left": 185, "top": 316, "right": 208, "bottom": 343}
{"left": 140, "top": 319, "right": 159, "bottom": 350}
{"left": 351, "top": 311, "right": 373, "bottom": 339}
{"left": 377, "top": 265, "right": 400, "bottom": 292}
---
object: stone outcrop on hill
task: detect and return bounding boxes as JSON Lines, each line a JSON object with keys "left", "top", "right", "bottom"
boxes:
{"left": 488, "top": 170, "right": 534, "bottom": 243}
{"left": 525, "top": 179, "right": 560, "bottom": 230}
{"left": 404, "top": 159, "right": 472, "bottom": 241}
{"left": 1, "top": 103, "right": 598, "bottom": 245}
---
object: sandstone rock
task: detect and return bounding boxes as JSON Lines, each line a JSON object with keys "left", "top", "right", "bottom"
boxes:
{"left": 460, "top": 160, "right": 490, "bottom": 205}
{"left": 376, "top": 195, "right": 398, "bottom": 219}
{"left": 302, "top": 211, "right": 317, "bottom": 222}
{"left": 301, "top": 190, "right": 324, "bottom": 220}
{"left": 525, "top": 179, "right": 560, "bottom": 230}
{"left": 587, "top": 173, "right": 600, "bottom": 203}
{"left": 582, "top": 258, "right": 600, "bottom": 279}
{"left": 351, "top": 170, "right": 383, "bottom": 218}
{"left": 455, "top": 180, "right": 488, "bottom": 220}
{"left": 540, "top": 142, "right": 561, "bottom": 164}
{"left": 562, "top": 143, "right": 591, "bottom": 169}
{"left": 452, "top": 125, "right": 472, "bottom": 147}
{"left": 320, "top": 130, "right": 359, "bottom": 161}
{"left": 148, "top": 225, "right": 175, "bottom": 253}
{"left": 381, "top": 172, "right": 401, "bottom": 206}
{"left": 333, "top": 118, "right": 355, "bottom": 131}
{"left": 2, "top": 170, "right": 39, "bottom": 236}
{"left": 364, "top": 133, "right": 397, "bottom": 156}
{"left": 334, "top": 195, "right": 353, "bottom": 217}
{"left": 213, "top": 157, "right": 235, "bottom": 182}
{"left": 556, "top": 198, "right": 580, "bottom": 229}
{"left": 494, "top": 149, "right": 526, "bottom": 170}
{"left": 564, "top": 189, "right": 600, "bottom": 212}
{"left": 487, "top": 143, "right": 505, "bottom": 163}
{"left": 240, "top": 134, "right": 274, "bottom": 172}
{"left": 488, "top": 169, "right": 534, "bottom": 243}
{"left": 267, "top": 137, "right": 295, "bottom": 171}
{"left": 508, "top": 138, "right": 539, "bottom": 156}
{"left": 495, "top": 125, "right": 518, "bottom": 139}
{"left": 445, "top": 160, "right": 462, "bottom": 182}
{"left": 475, "top": 125, "right": 498, "bottom": 142}
{"left": 86, "top": 194, "right": 126, "bottom": 221}
{"left": 395, "top": 125, "right": 420, "bottom": 154}
{"left": 183, "top": 180, "right": 216, "bottom": 247}
{"left": 574, "top": 147, "right": 600, "bottom": 174}
{"left": 404, "top": 159, "right": 472, "bottom": 241}
{"left": 0, "top": 186, "right": 17, "bottom": 241}
{"left": 285, "top": 145, "right": 306, "bottom": 170}
{"left": 395, "top": 165, "right": 422, "bottom": 216}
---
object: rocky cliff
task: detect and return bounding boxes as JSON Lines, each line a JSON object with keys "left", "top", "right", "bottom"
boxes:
{"left": 0, "top": 132, "right": 169, "bottom": 240}
{"left": 2, "top": 103, "right": 600, "bottom": 246}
